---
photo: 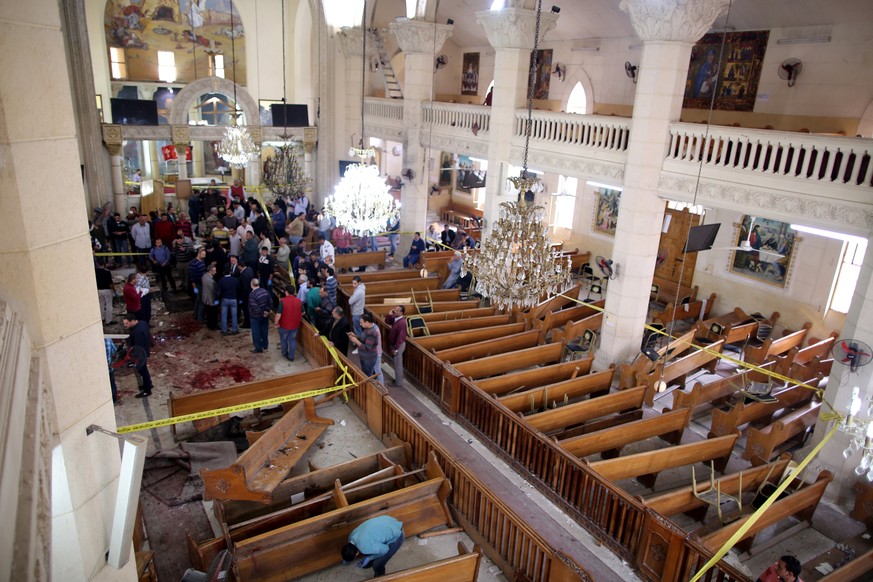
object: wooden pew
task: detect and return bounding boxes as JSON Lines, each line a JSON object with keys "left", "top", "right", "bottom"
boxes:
{"left": 652, "top": 276, "right": 698, "bottom": 305}
{"left": 200, "top": 399, "right": 334, "bottom": 503}
{"left": 338, "top": 270, "right": 421, "bottom": 285}
{"left": 525, "top": 386, "right": 647, "bottom": 434}
{"left": 635, "top": 340, "right": 725, "bottom": 406}
{"left": 498, "top": 367, "right": 614, "bottom": 412}
{"left": 414, "top": 323, "right": 525, "bottom": 352}
{"left": 332, "top": 250, "right": 387, "bottom": 271}
{"left": 416, "top": 306, "right": 497, "bottom": 322}
{"left": 744, "top": 322, "right": 812, "bottom": 366}
{"left": 422, "top": 250, "right": 460, "bottom": 284}
{"left": 743, "top": 400, "right": 822, "bottom": 466}
{"left": 818, "top": 548, "right": 873, "bottom": 582}
{"left": 793, "top": 331, "right": 840, "bottom": 365}
{"left": 557, "top": 312, "right": 604, "bottom": 345}
{"left": 361, "top": 277, "right": 440, "bottom": 296}
{"left": 435, "top": 330, "right": 540, "bottom": 364}
{"left": 709, "top": 379, "right": 819, "bottom": 439}
{"left": 475, "top": 359, "right": 594, "bottom": 396}
{"left": 534, "top": 300, "right": 604, "bottom": 343}
{"left": 368, "top": 300, "right": 476, "bottom": 317}
{"left": 589, "top": 433, "right": 740, "bottom": 488}
{"left": 525, "top": 283, "right": 584, "bottom": 324}
{"left": 568, "top": 251, "right": 592, "bottom": 273}
{"left": 618, "top": 328, "right": 697, "bottom": 389}
{"left": 642, "top": 454, "right": 792, "bottom": 520}
{"left": 697, "top": 470, "right": 832, "bottom": 553}
{"left": 367, "top": 289, "right": 460, "bottom": 305}
{"left": 167, "top": 366, "right": 336, "bottom": 438}
{"left": 651, "top": 293, "right": 717, "bottom": 327}
{"left": 668, "top": 364, "right": 774, "bottom": 417}
{"left": 560, "top": 408, "right": 693, "bottom": 459}
{"left": 450, "top": 343, "right": 564, "bottom": 381}
{"left": 421, "top": 315, "right": 513, "bottom": 335}
{"left": 380, "top": 542, "right": 482, "bottom": 581}
{"left": 232, "top": 452, "right": 453, "bottom": 582}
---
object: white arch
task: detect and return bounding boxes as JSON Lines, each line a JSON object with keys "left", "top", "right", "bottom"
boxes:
{"left": 559, "top": 66, "right": 595, "bottom": 114}
{"left": 169, "top": 76, "right": 259, "bottom": 128}
{"left": 858, "top": 97, "right": 873, "bottom": 138}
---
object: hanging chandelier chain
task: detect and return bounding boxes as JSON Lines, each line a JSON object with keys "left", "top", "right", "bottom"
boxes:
{"left": 281, "top": 0, "right": 288, "bottom": 135}
{"left": 522, "top": 0, "right": 543, "bottom": 175}
{"left": 230, "top": 5, "right": 238, "bottom": 114}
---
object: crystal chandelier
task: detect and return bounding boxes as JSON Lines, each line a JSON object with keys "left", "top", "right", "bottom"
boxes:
{"left": 464, "top": 200, "right": 571, "bottom": 310}
{"left": 217, "top": 6, "right": 258, "bottom": 169}
{"left": 265, "top": 142, "right": 311, "bottom": 198}
{"left": 323, "top": 0, "right": 398, "bottom": 236}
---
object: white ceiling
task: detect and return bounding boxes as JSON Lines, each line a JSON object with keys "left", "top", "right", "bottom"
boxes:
{"left": 373, "top": 0, "right": 873, "bottom": 48}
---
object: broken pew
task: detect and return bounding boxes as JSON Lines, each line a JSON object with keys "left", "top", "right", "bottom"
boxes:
{"left": 380, "top": 542, "right": 482, "bottom": 582}
{"left": 743, "top": 400, "right": 822, "bottom": 466}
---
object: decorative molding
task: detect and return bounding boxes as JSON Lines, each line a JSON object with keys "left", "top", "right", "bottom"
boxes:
{"left": 303, "top": 127, "right": 318, "bottom": 145}
{"left": 171, "top": 124, "right": 190, "bottom": 144}
{"left": 659, "top": 173, "right": 873, "bottom": 234}
{"left": 476, "top": 8, "right": 559, "bottom": 50}
{"left": 523, "top": 147, "right": 626, "bottom": 182}
{"left": 389, "top": 20, "right": 453, "bottom": 55}
{"left": 169, "top": 76, "right": 259, "bottom": 129}
{"left": 337, "top": 27, "right": 364, "bottom": 57}
{"left": 619, "top": 0, "right": 729, "bottom": 43}
{"left": 421, "top": 133, "right": 489, "bottom": 158}
{"left": 365, "top": 122, "right": 403, "bottom": 142}
{"left": 101, "top": 124, "right": 122, "bottom": 146}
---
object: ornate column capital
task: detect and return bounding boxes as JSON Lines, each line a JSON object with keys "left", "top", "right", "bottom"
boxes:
{"left": 303, "top": 127, "right": 318, "bottom": 147}
{"left": 389, "top": 19, "right": 453, "bottom": 54}
{"left": 475, "top": 8, "right": 558, "bottom": 51}
{"left": 101, "top": 124, "right": 123, "bottom": 147}
{"left": 619, "top": 0, "right": 729, "bottom": 43}
{"left": 171, "top": 124, "right": 190, "bottom": 144}
{"left": 337, "top": 27, "right": 364, "bottom": 57}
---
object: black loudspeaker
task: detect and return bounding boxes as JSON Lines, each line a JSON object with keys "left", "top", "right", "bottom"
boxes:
{"left": 271, "top": 104, "right": 309, "bottom": 127}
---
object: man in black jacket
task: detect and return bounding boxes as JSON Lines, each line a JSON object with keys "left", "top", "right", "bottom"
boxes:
{"left": 123, "top": 313, "right": 153, "bottom": 398}
{"left": 217, "top": 268, "right": 240, "bottom": 335}
{"left": 328, "top": 306, "right": 351, "bottom": 356}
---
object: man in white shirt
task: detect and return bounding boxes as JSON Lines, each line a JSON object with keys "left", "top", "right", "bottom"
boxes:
{"left": 320, "top": 235, "right": 335, "bottom": 266}
{"left": 293, "top": 194, "right": 309, "bottom": 216}
{"left": 130, "top": 215, "right": 151, "bottom": 267}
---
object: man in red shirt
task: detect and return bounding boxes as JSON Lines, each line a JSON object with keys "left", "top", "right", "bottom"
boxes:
{"left": 757, "top": 555, "right": 802, "bottom": 582}
{"left": 122, "top": 273, "right": 142, "bottom": 319}
{"left": 154, "top": 212, "right": 176, "bottom": 246}
{"left": 274, "top": 287, "right": 303, "bottom": 361}
{"left": 384, "top": 305, "right": 407, "bottom": 386}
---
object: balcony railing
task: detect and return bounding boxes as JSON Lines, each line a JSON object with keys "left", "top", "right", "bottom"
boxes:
{"left": 518, "top": 111, "right": 631, "bottom": 152}
{"left": 363, "top": 97, "right": 403, "bottom": 122}
{"left": 423, "top": 101, "right": 491, "bottom": 135}
{"left": 667, "top": 123, "right": 873, "bottom": 189}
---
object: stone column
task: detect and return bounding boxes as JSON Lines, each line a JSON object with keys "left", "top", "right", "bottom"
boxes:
{"left": 192, "top": 141, "right": 205, "bottom": 177}
{"left": 174, "top": 144, "right": 189, "bottom": 181}
{"left": 102, "top": 125, "right": 127, "bottom": 213}
{"left": 246, "top": 126, "right": 262, "bottom": 188}
{"left": 0, "top": 1, "right": 135, "bottom": 580}
{"left": 303, "top": 127, "right": 318, "bottom": 198}
{"left": 171, "top": 125, "right": 190, "bottom": 182}
{"left": 390, "top": 19, "right": 453, "bottom": 248}
{"left": 336, "top": 27, "right": 365, "bottom": 210}
{"left": 476, "top": 8, "right": 558, "bottom": 237}
{"left": 595, "top": 0, "right": 729, "bottom": 368}
{"left": 315, "top": 7, "right": 336, "bottom": 207}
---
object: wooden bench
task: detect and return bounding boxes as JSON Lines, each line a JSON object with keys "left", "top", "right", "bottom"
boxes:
{"left": 360, "top": 277, "right": 441, "bottom": 296}
{"left": 414, "top": 323, "right": 525, "bottom": 352}
{"left": 424, "top": 315, "right": 513, "bottom": 335}
{"left": 435, "top": 330, "right": 540, "bottom": 364}
{"left": 642, "top": 454, "right": 793, "bottom": 521}
{"left": 818, "top": 548, "right": 873, "bottom": 582}
{"left": 167, "top": 366, "right": 336, "bottom": 438}
{"left": 338, "top": 270, "right": 421, "bottom": 285}
{"left": 743, "top": 400, "right": 822, "bottom": 466}
{"left": 618, "top": 328, "right": 697, "bottom": 389}
{"left": 422, "top": 250, "right": 460, "bottom": 284}
{"left": 651, "top": 293, "right": 717, "bottom": 327}
{"left": 744, "top": 322, "right": 812, "bottom": 366}
{"left": 332, "top": 250, "right": 387, "bottom": 271}
{"left": 474, "top": 358, "right": 593, "bottom": 396}
{"left": 200, "top": 399, "right": 334, "bottom": 503}
{"left": 450, "top": 343, "right": 564, "bottom": 381}
{"left": 668, "top": 363, "right": 774, "bottom": 417}
{"left": 415, "top": 306, "right": 497, "bottom": 322}
{"left": 526, "top": 386, "right": 647, "bottom": 435}
{"left": 525, "top": 283, "right": 584, "bottom": 325}
{"left": 368, "top": 300, "right": 476, "bottom": 317}
{"left": 380, "top": 542, "right": 482, "bottom": 581}
{"left": 557, "top": 311, "right": 604, "bottom": 345}
{"left": 440, "top": 203, "right": 483, "bottom": 229}
{"left": 498, "top": 366, "right": 614, "bottom": 412}
{"left": 232, "top": 452, "right": 453, "bottom": 582}
{"left": 568, "top": 251, "right": 592, "bottom": 272}
{"left": 535, "top": 300, "right": 604, "bottom": 344}
{"left": 588, "top": 433, "right": 740, "bottom": 488}
{"left": 560, "top": 408, "right": 693, "bottom": 459}
{"left": 709, "top": 379, "right": 819, "bottom": 439}
{"left": 696, "top": 470, "right": 832, "bottom": 553}
{"left": 367, "top": 289, "right": 461, "bottom": 305}
{"left": 652, "top": 276, "right": 698, "bottom": 305}
{"left": 793, "top": 331, "right": 839, "bottom": 365}
{"left": 635, "top": 340, "right": 725, "bottom": 406}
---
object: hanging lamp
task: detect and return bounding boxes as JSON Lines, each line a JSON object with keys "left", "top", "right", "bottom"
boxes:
{"left": 217, "top": 5, "right": 258, "bottom": 168}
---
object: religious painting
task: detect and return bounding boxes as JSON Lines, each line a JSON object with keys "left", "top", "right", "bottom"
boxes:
{"left": 530, "top": 49, "right": 553, "bottom": 100}
{"left": 461, "top": 52, "right": 480, "bottom": 95}
{"left": 439, "top": 151, "right": 454, "bottom": 187}
{"left": 259, "top": 99, "right": 283, "bottom": 126}
{"left": 104, "top": 0, "right": 246, "bottom": 85}
{"left": 456, "top": 155, "right": 473, "bottom": 193}
{"left": 730, "top": 215, "right": 797, "bottom": 288}
{"left": 593, "top": 187, "right": 621, "bottom": 236}
{"left": 683, "top": 30, "right": 769, "bottom": 112}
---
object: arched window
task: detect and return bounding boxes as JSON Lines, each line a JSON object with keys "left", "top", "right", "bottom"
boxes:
{"left": 567, "top": 82, "right": 587, "bottom": 114}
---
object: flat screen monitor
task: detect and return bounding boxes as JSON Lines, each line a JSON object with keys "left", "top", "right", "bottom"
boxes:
{"left": 684, "top": 223, "right": 721, "bottom": 253}
{"left": 110, "top": 98, "right": 159, "bottom": 126}
{"left": 463, "top": 170, "right": 487, "bottom": 189}
{"left": 271, "top": 104, "right": 309, "bottom": 127}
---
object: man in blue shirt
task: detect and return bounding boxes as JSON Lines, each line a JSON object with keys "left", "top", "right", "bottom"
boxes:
{"left": 340, "top": 515, "right": 404, "bottom": 577}
{"left": 402, "top": 232, "right": 426, "bottom": 269}
{"left": 149, "top": 238, "right": 176, "bottom": 292}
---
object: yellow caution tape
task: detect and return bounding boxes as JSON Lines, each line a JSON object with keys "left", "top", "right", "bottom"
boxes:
{"left": 689, "top": 424, "right": 837, "bottom": 581}
{"left": 116, "top": 379, "right": 359, "bottom": 434}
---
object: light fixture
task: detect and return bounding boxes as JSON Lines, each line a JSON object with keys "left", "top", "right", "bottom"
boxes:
{"left": 572, "top": 46, "right": 600, "bottom": 53}
{"left": 776, "top": 35, "right": 831, "bottom": 45}
{"left": 218, "top": 6, "right": 258, "bottom": 169}
{"left": 323, "top": 0, "right": 398, "bottom": 236}
{"left": 463, "top": 0, "right": 572, "bottom": 310}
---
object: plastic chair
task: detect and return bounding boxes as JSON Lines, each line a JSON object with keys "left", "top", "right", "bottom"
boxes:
{"left": 406, "top": 316, "right": 430, "bottom": 337}
{"left": 564, "top": 329, "right": 596, "bottom": 362}
{"left": 692, "top": 463, "right": 742, "bottom": 525}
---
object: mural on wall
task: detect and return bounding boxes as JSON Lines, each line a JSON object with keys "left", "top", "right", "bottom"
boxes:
{"left": 456, "top": 155, "right": 473, "bottom": 193}
{"left": 461, "top": 52, "right": 480, "bottom": 95}
{"left": 439, "top": 151, "right": 454, "bottom": 187}
{"left": 530, "top": 49, "right": 553, "bottom": 100}
{"left": 683, "top": 30, "right": 769, "bottom": 112}
{"left": 104, "top": 0, "right": 246, "bottom": 85}
{"left": 593, "top": 187, "right": 621, "bottom": 236}
{"left": 730, "top": 215, "right": 796, "bottom": 288}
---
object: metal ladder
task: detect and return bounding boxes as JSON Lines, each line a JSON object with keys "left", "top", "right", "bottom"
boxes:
{"left": 368, "top": 28, "right": 403, "bottom": 99}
